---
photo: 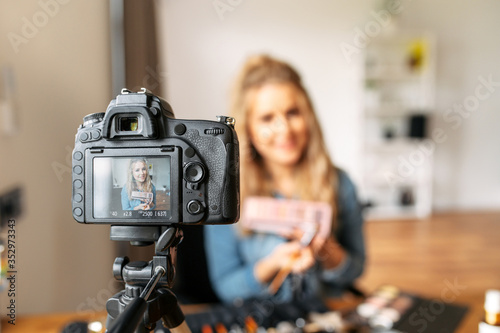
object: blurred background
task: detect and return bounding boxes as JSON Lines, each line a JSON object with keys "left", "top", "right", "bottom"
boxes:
{"left": 0, "top": 0, "right": 499, "bottom": 317}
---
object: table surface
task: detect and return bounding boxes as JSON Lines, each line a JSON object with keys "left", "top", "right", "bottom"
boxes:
{"left": 1, "top": 311, "right": 108, "bottom": 333}
{"left": 1, "top": 304, "right": 210, "bottom": 333}
{"left": 3, "top": 212, "right": 498, "bottom": 333}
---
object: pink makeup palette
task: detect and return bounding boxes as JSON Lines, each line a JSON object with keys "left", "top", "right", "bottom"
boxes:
{"left": 240, "top": 196, "right": 332, "bottom": 238}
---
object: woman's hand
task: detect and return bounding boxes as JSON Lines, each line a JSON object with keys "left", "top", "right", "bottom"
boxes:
{"left": 310, "top": 236, "right": 346, "bottom": 270}
{"left": 254, "top": 241, "right": 315, "bottom": 284}
{"left": 288, "top": 228, "right": 346, "bottom": 270}
{"left": 133, "top": 203, "right": 148, "bottom": 210}
{"left": 273, "top": 241, "right": 316, "bottom": 273}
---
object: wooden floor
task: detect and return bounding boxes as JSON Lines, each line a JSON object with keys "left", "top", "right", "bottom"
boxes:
{"left": 356, "top": 211, "right": 500, "bottom": 333}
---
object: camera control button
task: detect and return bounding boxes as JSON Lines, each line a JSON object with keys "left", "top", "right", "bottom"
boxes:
{"left": 174, "top": 124, "right": 186, "bottom": 135}
{"left": 73, "top": 151, "right": 83, "bottom": 161}
{"left": 73, "top": 208, "right": 83, "bottom": 217}
{"left": 187, "top": 200, "right": 204, "bottom": 215}
{"left": 73, "top": 166, "right": 83, "bottom": 175}
{"left": 74, "top": 194, "right": 83, "bottom": 203}
{"left": 185, "top": 147, "right": 195, "bottom": 158}
{"left": 184, "top": 162, "right": 205, "bottom": 183}
{"left": 79, "top": 132, "right": 89, "bottom": 142}
{"left": 150, "top": 107, "right": 160, "bottom": 116}
{"left": 91, "top": 130, "right": 101, "bottom": 140}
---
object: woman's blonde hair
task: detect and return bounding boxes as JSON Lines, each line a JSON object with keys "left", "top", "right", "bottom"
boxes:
{"left": 126, "top": 158, "right": 154, "bottom": 199}
{"left": 231, "top": 54, "right": 339, "bottom": 228}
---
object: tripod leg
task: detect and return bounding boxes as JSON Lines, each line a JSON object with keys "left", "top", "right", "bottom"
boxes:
{"left": 144, "top": 288, "right": 190, "bottom": 333}
{"left": 169, "top": 321, "right": 191, "bottom": 333}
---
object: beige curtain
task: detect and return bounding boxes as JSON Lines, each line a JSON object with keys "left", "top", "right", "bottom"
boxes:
{"left": 123, "top": 0, "right": 163, "bottom": 96}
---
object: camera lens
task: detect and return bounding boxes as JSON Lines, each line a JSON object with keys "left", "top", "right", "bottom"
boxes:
{"left": 184, "top": 162, "right": 205, "bottom": 183}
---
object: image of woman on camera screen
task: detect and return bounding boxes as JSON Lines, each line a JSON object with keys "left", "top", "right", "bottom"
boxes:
{"left": 204, "top": 55, "right": 365, "bottom": 304}
{"left": 121, "top": 158, "right": 157, "bottom": 210}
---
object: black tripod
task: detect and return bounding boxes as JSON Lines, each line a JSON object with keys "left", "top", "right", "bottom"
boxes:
{"left": 105, "top": 225, "right": 191, "bottom": 333}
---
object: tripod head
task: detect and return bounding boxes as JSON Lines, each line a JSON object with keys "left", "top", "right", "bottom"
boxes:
{"left": 110, "top": 226, "right": 183, "bottom": 287}
{"left": 106, "top": 225, "right": 189, "bottom": 333}
{"left": 110, "top": 225, "right": 183, "bottom": 250}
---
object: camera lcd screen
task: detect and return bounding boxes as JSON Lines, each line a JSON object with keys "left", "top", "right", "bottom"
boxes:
{"left": 93, "top": 157, "right": 171, "bottom": 219}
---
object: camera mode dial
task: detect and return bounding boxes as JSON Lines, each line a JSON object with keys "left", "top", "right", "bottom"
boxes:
{"left": 83, "top": 112, "right": 105, "bottom": 127}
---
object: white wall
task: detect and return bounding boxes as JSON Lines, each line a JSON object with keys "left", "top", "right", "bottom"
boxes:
{"left": 155, "top": 0, "right": 373, "bottom": 183}
{"left": 0, "top": 0, "right": 115, "bottom": 314}
{"left": 397, "top": 0, "right": 500, "bottom": 210}
{"left": 156, "top": 0, "right": 500, "bottom": 212}
{"left": 403, "top": 0, "right": 500, "bottom": 209}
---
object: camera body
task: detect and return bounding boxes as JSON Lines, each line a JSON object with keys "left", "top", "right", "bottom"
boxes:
{"left": 72, "top": 89, "right": 239, "bottom": 226}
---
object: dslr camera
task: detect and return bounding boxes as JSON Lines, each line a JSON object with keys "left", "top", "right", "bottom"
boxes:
{"left": 71, "top": 88, "right": 239, "bottom": 226}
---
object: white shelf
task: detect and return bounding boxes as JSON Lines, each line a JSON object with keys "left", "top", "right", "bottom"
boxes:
{"left": 365, "top": 107, "right": 432, "bottom": 118}
{"left": 361, "top": 32, "right": 435, "bottom": 220}
{"left": 365, "top": 137, "right": 426, "bottom": 149}
{"left": 365, "top": 72, "right": 425, "bottom": 82}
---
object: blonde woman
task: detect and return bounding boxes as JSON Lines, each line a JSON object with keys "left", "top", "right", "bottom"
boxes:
{"left": 205, "top": 55, "right": 365, "bottom": 303}
{"left": 121, "top": 158, "right": 156, "bottom": 210}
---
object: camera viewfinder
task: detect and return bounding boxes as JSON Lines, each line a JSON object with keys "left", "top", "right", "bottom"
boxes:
{"left": 120, "top": 117, "right": 139, "bottom": 131}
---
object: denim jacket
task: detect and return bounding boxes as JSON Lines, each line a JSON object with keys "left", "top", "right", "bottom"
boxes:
{"left": 204, "top": 169, "right": 365, "bottom": 303}
{"left": 120, "top": 184, "right": 157, "bottom": 210}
